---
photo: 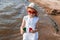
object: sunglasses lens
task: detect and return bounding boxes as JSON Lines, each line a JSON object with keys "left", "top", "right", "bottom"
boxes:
{"left": 28, "top": 11, "right": 36, "bottom": 14}
{"left": 28, "top": 11, "right": 31, "bottom": 13}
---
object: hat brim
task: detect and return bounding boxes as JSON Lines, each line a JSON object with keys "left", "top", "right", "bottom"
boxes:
{"left": 26, "top": 6, "right": 38, "bottom": 12}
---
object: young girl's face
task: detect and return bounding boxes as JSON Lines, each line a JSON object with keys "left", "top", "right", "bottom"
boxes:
{"left": 27, "top": 7, "right": 37, "bottom": 17}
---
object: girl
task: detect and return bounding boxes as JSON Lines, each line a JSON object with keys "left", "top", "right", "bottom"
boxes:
{"left": 20, "top": 3, "right": 40, "bottom": 40}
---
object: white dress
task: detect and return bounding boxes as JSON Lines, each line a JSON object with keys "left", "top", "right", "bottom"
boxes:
{"left": 23, "top": 15, "right": 39, "bottom": 40}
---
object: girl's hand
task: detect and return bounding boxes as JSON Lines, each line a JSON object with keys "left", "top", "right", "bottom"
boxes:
{"left": 20, "top": 30, "right": 24, "bottom": 35}
{"left": 20, "top": 28, "right": 24, "bottom": 35}
{"left": 30, "top": 29, "right": 37, "bottom": 33}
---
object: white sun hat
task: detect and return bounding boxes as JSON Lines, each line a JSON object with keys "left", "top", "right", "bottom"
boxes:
{"left": 27, "top": 2, "right": 39, "bottom": 12}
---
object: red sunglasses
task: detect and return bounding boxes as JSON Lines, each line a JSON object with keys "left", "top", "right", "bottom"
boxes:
{"left": 28, "top": 10, "right": 36, "bottom": 14}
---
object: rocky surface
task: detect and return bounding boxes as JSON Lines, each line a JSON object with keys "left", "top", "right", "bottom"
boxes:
{"left": 0, "top": 0, "right": 28, "bottom": 40}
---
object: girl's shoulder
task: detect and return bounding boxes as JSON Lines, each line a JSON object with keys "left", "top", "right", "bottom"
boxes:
{"left": 35, "top": 17, "right": 39, "bottom": 20}
{"left": 23, "top": 15, "right": 28, "bottom": 19}
{"left": 23, "top": 15, "right": 28, "bottom": 21}
{"left": 34, "top": 17, "right": 40, "bottom": 23}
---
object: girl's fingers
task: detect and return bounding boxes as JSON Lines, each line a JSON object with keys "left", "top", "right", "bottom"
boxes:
{"left": 30, "top": 30, "right": 36, "bottom": 33}
{"left": 20, "top": 30, "right": 24, "bottom": 34}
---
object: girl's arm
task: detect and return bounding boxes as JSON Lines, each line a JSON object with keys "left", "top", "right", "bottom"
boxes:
{"left": 35, "top": 19, "right": 40, "bottom": 32}
{"left": 20, "top": 19, "right": 25, "bottom": 35}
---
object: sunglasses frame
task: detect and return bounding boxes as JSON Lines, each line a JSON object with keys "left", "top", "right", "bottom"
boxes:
{"left": 27, "top": 10, "right": 37, "bottom": 14}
